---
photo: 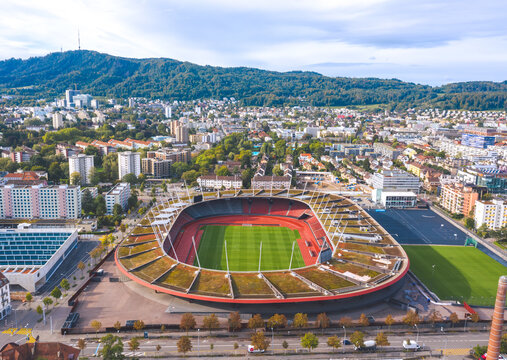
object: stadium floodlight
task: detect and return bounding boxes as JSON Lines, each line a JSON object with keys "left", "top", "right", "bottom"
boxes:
{"left": 192, "top": 236, "right": 201, "bottom": 269}
{"left": 184, "top": 180, "right": 191, "bottom": 200}
{"left": 289, "top": 241, "right": 295, "bottom": 270}
{"left": 224, "top": 240, "right": 230, "bottom": 275}
{"left": 287, "top": 181, "right": 290, "bottom": 198}
{"left": 258, "top": 241, "right": 263, "bottom": 273}
{"left": 303, "top": 181, "right": 308, "bottom": 195}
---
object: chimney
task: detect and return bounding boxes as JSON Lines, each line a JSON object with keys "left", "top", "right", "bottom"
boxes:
{"left": 486, "top": 275, "right": 507, "bottom": 360}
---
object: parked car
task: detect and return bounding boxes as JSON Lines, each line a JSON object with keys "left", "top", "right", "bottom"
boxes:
{"left": 247, "top": 345, "right": 264, "bottom": 353}
{"left": 342, "top": 339, "right": 352, "bottom": 345}
{"left": 402, "top": 340, "right": 421, "bottom": 351}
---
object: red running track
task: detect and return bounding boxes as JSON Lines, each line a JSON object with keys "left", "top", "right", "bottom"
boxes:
{"left": 166, "top": 215, "right": 324, "bottom": 267}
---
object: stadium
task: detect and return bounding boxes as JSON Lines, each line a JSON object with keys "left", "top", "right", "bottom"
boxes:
{"left": 115, "top": 189, "right": 409, "bottom": 307}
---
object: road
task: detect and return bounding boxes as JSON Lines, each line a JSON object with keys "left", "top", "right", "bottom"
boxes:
{"left": 65, "top": 330, "right": 489, "bottom": 358}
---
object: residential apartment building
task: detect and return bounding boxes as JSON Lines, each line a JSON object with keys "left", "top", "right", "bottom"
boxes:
{"left": 439, "top": 183, "right": 479, "bottom": 216}
{"left": 0, "top": 271, "right": 10, "bottom": 321}
{"left": 141, "top": 158, "right": 171, "bottom": 178}
{"left": 105, "top": 183, "right": 130, "bottom": 215}
{"left": 10, "top": 146, "right": 37, "bottom": 163}
{"left": 197, "top": 175, "right": 242, "bottom": 190}
{"left": 0, "top": 184, "right": 81, "bottom": 219}
{"left": 68, "top": 154, "right": 94, "bottom": 185}
{"left": 56, "top": 143, "right": 82, "bottom": 159}
{"left": 118, "top": 151, "right": 141, "bottom": 180}
{"left": 474, "top": 199, "right": 507, "bottom": 230}
{"left": 252, "top": 175, "right": 291, "bottom": 190}
{"left": 146, "top": 148, "right": 192, "bottom": 163}
{"left": 176, "top": 125, "right": 189, "bottom": 143}
{"left": 52, "top": 112, "right": 63, "bottom": 129}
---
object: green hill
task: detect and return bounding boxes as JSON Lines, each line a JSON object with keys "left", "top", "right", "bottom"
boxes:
{"left": 0, "top": 50, "right": 505, "bottom": 110}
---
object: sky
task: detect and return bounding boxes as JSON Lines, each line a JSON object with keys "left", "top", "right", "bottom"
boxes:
{"left": 0, "top": 0, "right": 506, "bottom": 85}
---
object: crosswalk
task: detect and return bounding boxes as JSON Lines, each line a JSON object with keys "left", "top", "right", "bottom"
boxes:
{"left": 1, "top": 327, "right": 36, "bottom": 343}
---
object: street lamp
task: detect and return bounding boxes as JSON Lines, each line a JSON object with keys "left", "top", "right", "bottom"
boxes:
{"left": 271, "top": 327, "right": 274, "bottom": 345}
{"left": 343, "top": 325, "right": 346, "bottom": 339}
{"left": 197, "top": 328, "right": 200, "bottom": 357}
{"left": 441, "top": 326, "right": 447, "bottom": 360}
{"left": 414, "top": 324, "right": 419, "bottom": 342}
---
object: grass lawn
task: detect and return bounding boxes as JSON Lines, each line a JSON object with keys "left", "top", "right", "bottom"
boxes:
{"left": 194, "top": 225, "right": 305, "bottom": 271}
{"left": 403, "top": 245, "right": 507, "bottom": 306}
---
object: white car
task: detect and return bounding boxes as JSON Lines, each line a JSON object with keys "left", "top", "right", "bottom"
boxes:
{"left": 403, "top": 340, "right": 421, "bottom": 351}
{"left": 247, "top": 345, "right": 264, "bottom": 353}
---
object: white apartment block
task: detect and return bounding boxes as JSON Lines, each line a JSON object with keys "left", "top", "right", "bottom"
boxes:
{"left": 0, "top": 184, "right": 81, "bottom": 219}
{"left": 0, "top": 272, "right": 10, "bottom": 320}
{"left": 197, "top": 175, "right": 242, "bottom": 190}
{"left": 474, "top": 199, "right": 507, "bottom": 230}
{"left": 252, "top": 175, "right": 291, "bottom": 190}
{"left": 118, "top": 151, "right": 141, "bottom": 180}
{"left": 106, "top": 183, "right": 130, "bottom": 215}
{"left": 52, "top": 112, "right": 64, "bottom": 129}
{"left": 69, "top": 154, "right": 94, "bottom": 185}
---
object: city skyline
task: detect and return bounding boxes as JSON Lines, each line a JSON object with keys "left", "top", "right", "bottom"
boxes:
{"left": 0, "top": 0, "right": 506, "bottom": 85}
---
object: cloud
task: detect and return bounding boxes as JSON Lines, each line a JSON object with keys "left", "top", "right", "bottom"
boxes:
{"left": 0, "top": 0, "right": 506, "bottom": 85}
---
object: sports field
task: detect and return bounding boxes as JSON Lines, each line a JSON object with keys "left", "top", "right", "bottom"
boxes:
{"left": 194, "top": 225, "right": 306, "bottom": 271}
{"left": 404, "top": 245, "right": 507, "bottom": 306}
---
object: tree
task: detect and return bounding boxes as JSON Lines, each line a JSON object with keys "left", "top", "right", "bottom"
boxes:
{"left": 465, "top": 217, "right": 475, "bottom": 230}
{"left": 350, "top": 331, "right": 365, "bottom": 349}
{"left": 402, "top": 310, "right": 420, "bottom": 327}
{"left": 42, "top": 297, "right": 53, "bottom": 308}
{"left": 375, "top": 332, "right": 389, "bottom": 348}
{"left": 327, "top": 336, "right": 341, "bottom": 353}
{"left": 248, "top": 313, "right": 264, "bottom": 330}
{"left": 48, "top": 162, "right": 64, "bottom": 183}
{"left": 471, "top": 313, "right": 480, "bottom": 323}
{"left": 339, "top": 316, "right": 352, "bottom": 328}
{"left": 114, "top": 321, "right": 122, "bottom": 333}
{"left": 250, "top": 331, "right": 270, "bottom": 351}
{"left": 25, "top": 292, "right": 33, "bottom": 307}
{"left": 77, "top": 338, "right": 86, "bottom": 356}
{"left": 472, "top": 344, "right": 488, "bottom": 359}
{"left": 315, "top": 313, "right": 330, "bottom": 333}
{"left": 215, "top": 165, "right": 230, "bottom": 176}
{"left": 113, "top": 203, "right": 123, "bottom": 217}
{"left": 282, "top": 340, "right": 289, "bottom": 354}
{"left": 70, "top": 171, "right": 81, "bottom": 185}
{"left": 77, "top": 261, "right": 85, "bottom": 277}
{"left": 358, "top": 313, "right": 369, "bottom": 327}
{"left": 122, "top": 173, "right": 138, "bottom": 185}
{"left": 203, "top": 313, "right": 220, "bottom": 334}
{"left": 267, "top": 313, "right": 287, "bottom": 329}
{"left": 36, "top": 305, "right": 43, "bottom": 316}
{"left": 449, "top": 312, "right": 459, "bottom": 327}
{"left": 293, "top": 312, "right": 308, "bottom": 328}
{"left": 300, "top": 332, "right": 319, "bottom": 352}
{"left": 228, "top": 311, "right": 242, "bottom": 332}
{"left": 180, "top": 313, "right": 196, "bottom": 334}
{"left": 99, "top": 334, "right": 125, "bottom": 360}
{"left": 385, "top": 314, "right": 394, "bottom": 331}
{"left": 428, "top": 310, "right": 442, "bottom": 325}
{"left": 177, "top": 336, "right": 192, "bottom": 354}
{"left": 233, "top": 342, "right": 239, "bottom": 355}
{"left": 156, "top": 344, "right": 161, "bottom": 353}
{"left": 133, "top": 320, "right": 145, "bottom": 331}
{"left": 90, "top": 320, "right": 102, "bottom": 334}
{"left": 60, "top": 278, "right": 70, "bottom": 293}
{"left": 128, "top": 337, "right": 140, "bottom": 357}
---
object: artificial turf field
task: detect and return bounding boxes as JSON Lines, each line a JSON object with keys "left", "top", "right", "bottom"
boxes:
{"left": 403, "top": 245, "right": 507, "bottom": 306}
{"left": 194, "top": 225, "right": 306, "bottom": 271}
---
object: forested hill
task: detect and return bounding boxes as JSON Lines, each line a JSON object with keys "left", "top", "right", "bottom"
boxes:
{"left": 0, "top": 50, "right": 505, "bottom": 110}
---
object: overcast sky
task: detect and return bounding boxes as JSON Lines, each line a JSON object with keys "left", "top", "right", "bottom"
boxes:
{"left": 1, "top": 0, "right": 506, "bottom": 85}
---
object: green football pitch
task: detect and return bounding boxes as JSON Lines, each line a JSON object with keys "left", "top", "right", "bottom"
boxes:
{"left": 403, "top": 245, "right": 507, "bottom": 306}
{"left": 194, "top": 225, "right": 306, "bottom": 271}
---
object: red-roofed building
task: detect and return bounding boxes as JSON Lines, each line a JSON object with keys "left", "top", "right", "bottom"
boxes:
{"left": 0, "top": 342, "right": 80, "bottom": 360}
